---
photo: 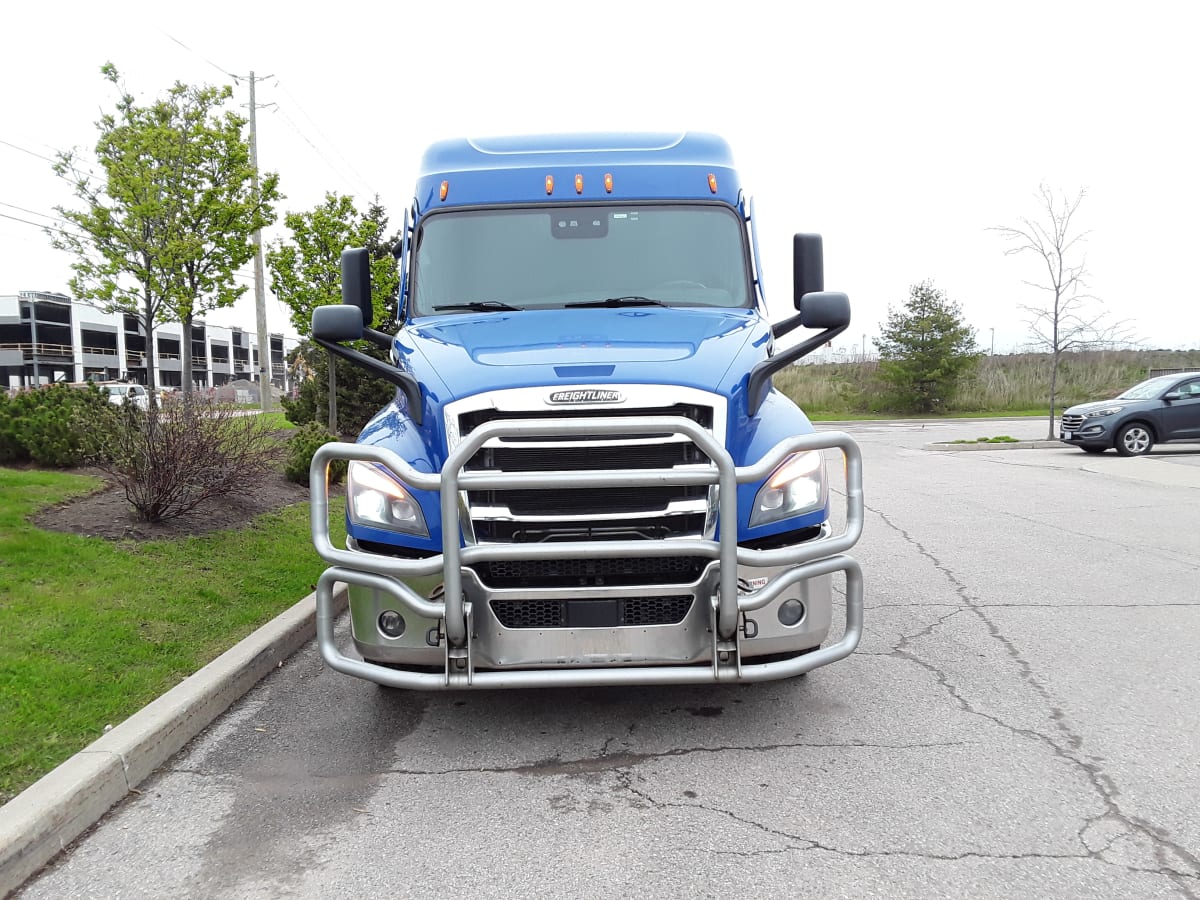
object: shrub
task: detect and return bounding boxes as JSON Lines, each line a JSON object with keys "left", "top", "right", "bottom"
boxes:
{"left": 285, "top": 422, "right": 346, "bottom": 485}
{"left": 93, "top": 397, "right": 281, "bottom": 522}
{"left": 0, "top": 384, "right": 113, "bottom": 467}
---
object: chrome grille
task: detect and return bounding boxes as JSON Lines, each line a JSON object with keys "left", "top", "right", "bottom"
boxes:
{"left": 1061, "top": 414, "right": 1085, "bottom": 429}
{"left": 451, "top": 387, "right": 722, "bottom": 563}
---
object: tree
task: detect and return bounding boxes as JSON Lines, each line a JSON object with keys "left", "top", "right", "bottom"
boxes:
{"left": 990, "top": 185, "right": 1133, "bottom": 438}
{"left": 50, "top": 64, "right": 280, "bottom": 399}
{"left": 875, "top": 280, "right": 980, "bottom": 412}
{"left": 163, "top": 87, "right": 280, "bottom": 394}
{"left": 267, "top": 193, "right": 399, "bottom": 433}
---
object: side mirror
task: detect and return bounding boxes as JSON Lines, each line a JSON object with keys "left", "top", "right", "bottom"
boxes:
{"left": 313, "top": 304, "right": 365, "bottom": 342}
{"left": 799, "top": 291, "right": 851, "bottom": 330}
{"left": 341, "top": 247, "right": 373, "bottom": 327}
{"left": 1162, "top": 391, "right": 1183, "bottom": 401}
{"left": 793, "top": 234, "right": 825, "bottom": 310}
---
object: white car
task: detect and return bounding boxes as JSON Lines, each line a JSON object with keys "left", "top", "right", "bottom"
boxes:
{"left": 99, "top": 382, "right": 150, "bottom": 410}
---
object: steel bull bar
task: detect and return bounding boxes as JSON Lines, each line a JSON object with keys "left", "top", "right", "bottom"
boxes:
{"left": 309, "top": 418, "right": 864, "bottom": 689}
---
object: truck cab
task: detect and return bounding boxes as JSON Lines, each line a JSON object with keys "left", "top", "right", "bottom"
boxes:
{"left": 308, "top": 132, "right": 864, "bottom": 689}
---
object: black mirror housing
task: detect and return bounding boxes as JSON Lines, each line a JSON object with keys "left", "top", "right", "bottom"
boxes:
{"left": 799, "top": 291, "right": 851, "bottom": 330}
{"left": 793, "top": 234, "right": 825, "bottom": 310}
{"left": 341, "top": 247, "right": 373, "bottom": 327}
{"left": 313, "top": 304, "right": 365, "bottom": 342}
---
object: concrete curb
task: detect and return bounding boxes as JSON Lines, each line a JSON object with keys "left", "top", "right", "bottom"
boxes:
{"left": 924, "top": 440, "right": 1063, "bottom": 451}
{"left": 0, "top": 584, "right": 347, "bottom": 898}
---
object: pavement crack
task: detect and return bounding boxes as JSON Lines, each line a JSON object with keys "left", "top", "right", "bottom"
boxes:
{"left": 872, "top": 503, "right": 1200, "bottom": 889}
{"left": 378, "top": 740, "right": 975, "bottom": 778}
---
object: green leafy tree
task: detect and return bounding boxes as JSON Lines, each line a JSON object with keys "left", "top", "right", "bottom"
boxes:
{"left": 875, "top": 281, "right": 981, "bottom": 412}
{"left": 163, "top": 87, "right": 281, "bottom": 394}
{"left": 50, "top": 64, "right": 280, "bottom": 401}
{"left": 267, "top": 194, "right": 399, "bottom": 433}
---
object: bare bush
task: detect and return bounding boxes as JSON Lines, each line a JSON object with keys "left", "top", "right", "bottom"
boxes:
{"left": 93, "top": 397, "right": 282, "bottom": 522}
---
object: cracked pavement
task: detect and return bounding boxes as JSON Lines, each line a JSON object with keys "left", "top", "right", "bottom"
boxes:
{"left": 19, "top": 421, "right": 1200, "bottom": 899}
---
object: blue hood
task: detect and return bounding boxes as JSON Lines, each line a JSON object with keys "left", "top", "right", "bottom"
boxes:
{"left": 398, "top": 307, "right": 767, "bottom": 403}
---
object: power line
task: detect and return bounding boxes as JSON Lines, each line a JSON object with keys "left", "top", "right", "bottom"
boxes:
{"left": 0, "top": 200, "right": 62, "bottom": 222}
{"left": 156, "top": 28, "right": 240, "bottom": 83}
{"left": 269, "top": 106, "right": 367, "bottom": 198}
{"left": 0, "top": 210, "right": 79, "bottom": 239}
{"left": 274, "top": 79, "right": 376, "bottom": 197}
{"left": 0, "top": 138, "right": 58, "bottom": 165}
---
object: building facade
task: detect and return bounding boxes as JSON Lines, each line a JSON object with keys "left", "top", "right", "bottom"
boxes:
{"left": 0, "top": 291, "right": 290, "bottom": 393}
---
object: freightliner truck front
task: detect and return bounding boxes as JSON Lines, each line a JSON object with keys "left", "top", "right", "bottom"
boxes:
{"left": 308, "top": 132, "right": 864, "bottom": 689}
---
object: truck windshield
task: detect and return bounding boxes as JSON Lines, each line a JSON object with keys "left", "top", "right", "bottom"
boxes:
{"left": 411, "top": 204, "right": 751, "bottom": 317}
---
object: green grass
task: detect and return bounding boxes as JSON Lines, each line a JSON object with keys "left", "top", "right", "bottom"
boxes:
{"left": 0, "top": 467, "right": 344, "bottom": 805}
{"left": 946, "top": 435, "right": 1020, "bottom": 444}
{"left": 257, "top": 411, "right": 296, "bottom": 431}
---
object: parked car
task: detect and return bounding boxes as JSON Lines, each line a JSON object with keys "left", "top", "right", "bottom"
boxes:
{"left": 1059, "top": 371, "right": 1200, "bottom": 456}
{"left": 98, "top": 382, "right": 150, "bottom": 411}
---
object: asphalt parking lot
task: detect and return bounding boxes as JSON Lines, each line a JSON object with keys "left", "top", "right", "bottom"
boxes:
{"left": 14, "top": 419, "right": 1200, "bottom": 900}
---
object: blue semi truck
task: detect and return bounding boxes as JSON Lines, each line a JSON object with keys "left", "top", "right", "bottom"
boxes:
{"left": 308, "top": 132, "right": 864, "bottom": 689}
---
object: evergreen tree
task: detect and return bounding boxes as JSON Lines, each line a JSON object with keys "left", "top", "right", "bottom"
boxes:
{"left": 876, "top": 281, "right": 981, "bottom": 412}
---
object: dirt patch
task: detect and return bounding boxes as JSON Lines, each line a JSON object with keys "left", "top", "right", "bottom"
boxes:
{"left": 32, "top": 469, "right": 315, "bottom": 541}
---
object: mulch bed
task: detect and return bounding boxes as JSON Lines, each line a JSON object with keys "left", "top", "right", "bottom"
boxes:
{"left": 31, "top": 469, "right": 313, "bottom": 541}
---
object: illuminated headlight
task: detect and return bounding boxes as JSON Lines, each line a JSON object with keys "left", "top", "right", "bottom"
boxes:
{"left": 1084, "top": 406, "right": 1124, "bottom": 418}
{"left": 347, "top": 461, "right": 429, "bottom": 536}
{"left": 750, "top": 450, "right": 828, "bottom": 527}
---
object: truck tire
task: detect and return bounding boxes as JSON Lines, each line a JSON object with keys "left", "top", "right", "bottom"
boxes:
{"left": 1115, "top": 422, "right": 1153, "bottom": 456}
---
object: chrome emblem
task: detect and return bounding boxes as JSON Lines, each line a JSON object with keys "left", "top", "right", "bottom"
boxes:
{"left": 547, "top": 389, "right": 624, "bottom": 404}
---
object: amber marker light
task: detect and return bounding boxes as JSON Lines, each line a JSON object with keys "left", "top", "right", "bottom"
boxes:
{"left": 545, "top": 175, "right": 555, "bottom": 195}
{"left": 575, "top": 174, "right": 584, "bottom": 194}
{"left": 707, "top": 173, "right": 718, "bottom": 194}
{"left": 439, "top": 180, "right": 449, "bottom": 201}
{"left": 604, "top": 173, "right": 613, "bottom": 193}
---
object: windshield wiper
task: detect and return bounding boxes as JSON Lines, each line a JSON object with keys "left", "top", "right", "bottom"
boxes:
{"left": 433, "top": 301, "right": 523, "bottom": 312}
{"left": 564, "top": 296, "right": 665, "bottom": 308}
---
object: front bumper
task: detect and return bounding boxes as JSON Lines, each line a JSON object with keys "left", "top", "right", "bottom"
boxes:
{"left": 310, "top": 418, "right": 864, "bottom": 689}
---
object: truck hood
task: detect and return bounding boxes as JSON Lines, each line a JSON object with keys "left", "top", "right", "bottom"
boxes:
{"left": 400, "top": 307, "right": 765, "bottom": 401}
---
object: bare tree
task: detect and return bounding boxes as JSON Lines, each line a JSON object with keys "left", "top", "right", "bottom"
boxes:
{"left": 990, "top": 185, "right": 1134, "bottom": 438}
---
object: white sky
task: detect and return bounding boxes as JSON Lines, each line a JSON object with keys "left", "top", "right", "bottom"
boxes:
{"left": 3, "top": 0, "right": 1198, "bottom": 354}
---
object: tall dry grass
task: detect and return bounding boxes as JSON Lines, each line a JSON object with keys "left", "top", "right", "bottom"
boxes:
{"left": 775, "top": 349, "right": 1200, "bottom": 416}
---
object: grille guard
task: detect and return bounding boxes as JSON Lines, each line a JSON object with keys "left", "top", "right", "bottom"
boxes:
{"left": 310, "top": 417, "right": 864, "bottom": 689}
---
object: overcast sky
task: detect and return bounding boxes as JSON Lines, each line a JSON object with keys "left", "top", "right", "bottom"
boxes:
{"left": 3, "top": 0, "right": 1197, "bottom": 354}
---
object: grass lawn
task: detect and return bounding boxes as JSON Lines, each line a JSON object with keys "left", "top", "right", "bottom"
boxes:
{"left": 0, "top": 467, "right": 344, "bottom": 805}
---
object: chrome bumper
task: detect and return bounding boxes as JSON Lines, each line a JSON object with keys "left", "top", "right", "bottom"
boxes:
{"left": 310, "top": 417, "right": 864, "bottom": 689}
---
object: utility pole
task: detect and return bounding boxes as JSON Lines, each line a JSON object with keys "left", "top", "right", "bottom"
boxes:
{"left": 244, "top": 71, "right": 273, "bottom": 412}
{"left": 990, "top": 327, "right": 995, "bottom": 356}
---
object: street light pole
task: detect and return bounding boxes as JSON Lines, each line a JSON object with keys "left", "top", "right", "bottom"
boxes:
{"left": 990, "top": 328, "right": 995, "bottom": 355}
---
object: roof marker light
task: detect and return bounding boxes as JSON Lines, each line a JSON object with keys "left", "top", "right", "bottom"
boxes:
{"left": 439, "top": 180, "right": 449, "bottom": 201}
{"left": 545, "top": 175, "right": 555, "bottom": 195}
{"left": 575, "top": 174, "right": 584, "bottom": 194}
{"left": 604, "top": 173, "right": 613, "bottom": 193}
{"left": 707, "top": 173, "right": 718, "bottom": 194}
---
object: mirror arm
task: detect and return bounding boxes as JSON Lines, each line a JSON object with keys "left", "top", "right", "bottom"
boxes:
{"left": 313, "top": 337, "right": 424, "bottom": 425}
{"left": 363, "top": 327, "right": 393, "bottom": 351}
{"left": 747, "top": 324, "right": 848, "bottom": 417}
{"left": 771, "top": 312, "right": 806, "bottom": 340}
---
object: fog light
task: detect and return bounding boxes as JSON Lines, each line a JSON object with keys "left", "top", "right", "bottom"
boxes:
{"left": 778, "top": 599, "right": 806, "bottom": 627}
{"left": 378, "top": 610, "right": 406, "bottom": 638}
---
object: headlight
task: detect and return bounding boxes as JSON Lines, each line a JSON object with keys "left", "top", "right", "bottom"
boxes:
{"left": 347, "top": 461, "right": 429, "bottom": 536}
{"left": 750, "top": 450, "right": 828, "bottom": 527}
{"left": 1084, "top": 406, "right": 1124, "bottom": 418}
